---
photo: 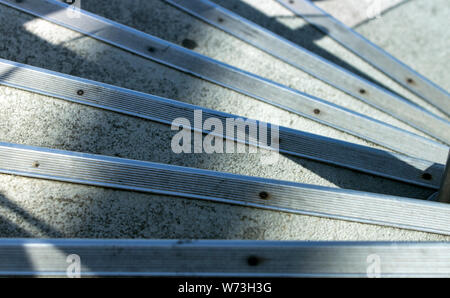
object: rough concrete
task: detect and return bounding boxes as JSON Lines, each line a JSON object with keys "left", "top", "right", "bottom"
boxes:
{"left": 314, "top": 0, "right": 403, "bottom": 27}
{"left": 0, "top": 0, "right": 448, "bottom": 240}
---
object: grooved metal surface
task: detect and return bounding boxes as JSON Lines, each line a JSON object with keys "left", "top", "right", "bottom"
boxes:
{"left": 1, "top": 142, "right": 450, "bottom": 235}
{"left": 0, "top": 58, "right": 444, "bottom": 188}
{"left": 165, "top": 0, "right": 450, "bottom": 144}
{"left": 0, "top": 239, "right": 449, "bottom": 277}
{"left": 277, "top": 0, "right": 450, "bottom": 117}
{"left": 1, "top": 0, "right": 448, "bottom": 163}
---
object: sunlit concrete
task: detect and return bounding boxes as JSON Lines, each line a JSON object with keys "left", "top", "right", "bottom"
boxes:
{"left": 0, "top": 0, "right": 448, "bottom": 240}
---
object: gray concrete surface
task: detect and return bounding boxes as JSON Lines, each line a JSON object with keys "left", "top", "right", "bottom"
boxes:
{"left": 0, "top": 0, "right": 449, "bottom": 240}
{"left": 314, "top": 0, "right": 403, "bottom": 27}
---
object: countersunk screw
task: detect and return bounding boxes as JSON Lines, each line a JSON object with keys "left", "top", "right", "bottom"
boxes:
{"left": 259, "top": 191, "right": 269, "bottom": 199}
{"left": 247, "top": 255, "right": 261, "bottom": 266}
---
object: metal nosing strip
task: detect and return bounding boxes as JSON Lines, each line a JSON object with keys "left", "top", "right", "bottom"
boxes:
{"left": 0, "top": 142, "right": 450, "bottom": 235}
{"left": 276, "top": 0, "right": 450, "bottom": 117}
{"left": 0, "top": 0, "right": 448, "bottom": 163}
{"left": 0, "top": 239, "right": 449, "bottom": 277}
{"left": 165, "top": 0, "right": 450, "bottom": 144}
{"left": 0, "top": 58, "right": 445, "bottom": 188}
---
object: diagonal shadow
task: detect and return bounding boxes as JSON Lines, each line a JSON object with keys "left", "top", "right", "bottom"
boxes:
{"left": 209, "top": 0, "right": 413, "bottom": 99}
{"left": 0, "top": 0, "right": 445, "bottom": 264}
{"left": 0, "top": 0, "right": 283, "bottom": 244}
{"left": 0, "top": 192, "right": 65, "bottom": 237}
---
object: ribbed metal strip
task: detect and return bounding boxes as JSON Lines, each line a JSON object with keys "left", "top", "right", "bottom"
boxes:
{"left": 165, "top": 0, "right": 450, "bottom": 144}
{"left": 0, "top": 0, "right": 448, "bottom": 164}
{"left": 0, "top": 142, "right": 449, "bottom": 235}
{"left": 276, "top": 0, "right": 450, "bottom": 117}
{"left": 0, "top": 59, "right": 445, "bottom": 188}
{"left": 0, "top": 239, "right": 449, "bottom": 277}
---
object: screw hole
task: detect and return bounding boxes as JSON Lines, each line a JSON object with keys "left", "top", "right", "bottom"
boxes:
{"left": 259, "top": 191, "right": 269, "bottom": 199}
{"left": 313, "top": 109, "right": 321, "bottom": 115}
{"left": 407, "top": 78, "right": 415, "bottom": 84}
{"left": 247, "top": 256, "right": 260, "bottom": 266}
{"left": 32, "top": 161, "right": 40, "bottom": 168}
{"left": 218, "top": 17, "right": 224, "bottom": 23}
{"left": 147, "top": 46, "right": 156, "bottom": 53}
{"left": 359, "top": 89, "right": 366, "bottom": 94}
{"left": 77, "top": 89, "right": 84, "bottom": 96}
{"left": 422, "top": 172, "right": 432, "bottom": 180}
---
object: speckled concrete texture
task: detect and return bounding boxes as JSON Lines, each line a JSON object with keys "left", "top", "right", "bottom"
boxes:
{"left": 314, "top": 0, "right": 403, "bottom": 27}
{"left": 0, "top": 0, "right": 448, "bottom": 240}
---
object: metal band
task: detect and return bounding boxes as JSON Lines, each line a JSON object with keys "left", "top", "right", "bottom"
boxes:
{"left": 165, "top": 0, "right": 450, "bottom": 144}
{"left": 0, "top": 58, "right": 444, "bottom": 188}
{"left": 276, "top": 0, "right": 450, "bottom": 117}
{"left": 0, "top": 239, "right": 449, "bottom": 277}
{"left": 1, "top": 142, "right": 450, "bottom": 235}
{"left": 1, "top": 0, "right": 448, "bottom": 163}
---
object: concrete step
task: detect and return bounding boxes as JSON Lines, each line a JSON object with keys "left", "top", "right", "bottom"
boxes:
{"left": 0, "top": 0, "right": 448, "bottom": 240}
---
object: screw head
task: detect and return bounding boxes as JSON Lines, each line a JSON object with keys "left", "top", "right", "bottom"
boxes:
{"left": 259, "top": 191, "right": 269, "bottom": 199}
{"left": 247, "top": 256, "right": 260, "bottom": 266}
